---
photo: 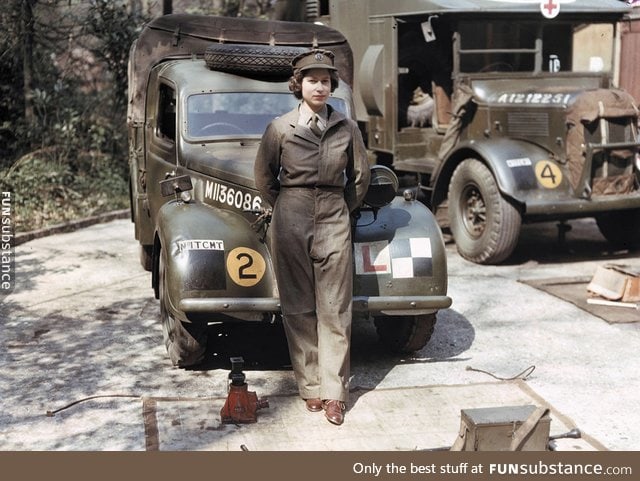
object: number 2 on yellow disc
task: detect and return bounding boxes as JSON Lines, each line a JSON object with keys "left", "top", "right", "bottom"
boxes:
{"left": 226, "top": 247, "right": 266, "bottom": 287}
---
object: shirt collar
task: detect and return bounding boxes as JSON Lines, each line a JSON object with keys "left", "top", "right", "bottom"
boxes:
{"left": 299, "top": 102, "right": 328, "bottom": 124}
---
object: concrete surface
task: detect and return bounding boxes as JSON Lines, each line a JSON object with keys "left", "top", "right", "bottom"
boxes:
{"left": 142, "top": 382, "right": 586, "bottom": 451}
{"left": 1, "top": 217, "right": 639, "bottom": 451}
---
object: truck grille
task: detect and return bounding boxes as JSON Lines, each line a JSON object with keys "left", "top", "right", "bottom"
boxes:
{"left": 507, "top": 112, "right": 549, "bottom": 137}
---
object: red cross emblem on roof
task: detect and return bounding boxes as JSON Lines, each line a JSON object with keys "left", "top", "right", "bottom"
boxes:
{"left": 540, "top": 0, "right": 560, "bottom": 18}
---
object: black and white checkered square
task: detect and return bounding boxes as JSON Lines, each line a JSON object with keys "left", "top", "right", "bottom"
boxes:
{"left": 354, "top": 237, "right": 433, "bottom": 278}
{"left": 389, "top": 237, "right": 433, "bottom": 278}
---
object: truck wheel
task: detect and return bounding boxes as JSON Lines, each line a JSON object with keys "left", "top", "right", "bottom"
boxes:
{"left": 204, "top": 44, "right": 307, "bottom": 77}
{"left": 159, "top": 249, "right": 207, "bottom": 367}
{"left": 374, "top": 314, "right": 437, "bottom": 353}
{"left": 140, "top": 245, "right": 153, "bottom": 272}
{"left": 448, "top": 158, "right": 521, "bottom": 264}
{"left": 595, "top": 209, "right": 640, "bottom": 248}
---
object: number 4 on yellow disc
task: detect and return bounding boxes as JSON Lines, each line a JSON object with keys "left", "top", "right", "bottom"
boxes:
{"left": 535, "top": 160, "right": 563, "bottom": 189}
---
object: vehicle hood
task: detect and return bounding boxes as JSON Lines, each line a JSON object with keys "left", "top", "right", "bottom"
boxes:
{"left": 183, "top": 140, "right": 261, "bottom": 190}
{"left": 471, "top": 76, "right": 607, "bottom": 109}
{"left": 472, "top": 77, "right": 638, "bottom": 119}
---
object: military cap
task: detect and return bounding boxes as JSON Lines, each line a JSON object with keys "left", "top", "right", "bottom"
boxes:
{"left": 292, "top": 49, "right": 337, "bottom": 72}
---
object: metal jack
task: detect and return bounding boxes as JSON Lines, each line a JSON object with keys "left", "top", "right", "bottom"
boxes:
{"left": 220, "top": 357, "right": 269, "bottom": 424}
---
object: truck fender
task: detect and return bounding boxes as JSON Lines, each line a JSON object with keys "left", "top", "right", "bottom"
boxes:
{"left": 353, "top": 196, "right": 449, "bottom": 313}
{"left": 152, "top": 201, "right": 276, "bottom": 320}
{"left": 433, "top": 137, "right": 568, "bottom": 208}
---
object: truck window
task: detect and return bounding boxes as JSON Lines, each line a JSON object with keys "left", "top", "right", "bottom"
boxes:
{"left": 186, "top": 92, "right": 349, "bottom": 139}
{"left": 458, "top": 20, "right": 539, "bottom": 73}
{"left": 541, "top": 23, "right": 614, "bottom": 73}
{"left": 457, "top": 20, "right": 614, "bottom": 74}
{"left": 570, "top": 23, "right": 614, "bottom": 73}
{"left": 158, "top": 84, "right": 176, "bottom": 141}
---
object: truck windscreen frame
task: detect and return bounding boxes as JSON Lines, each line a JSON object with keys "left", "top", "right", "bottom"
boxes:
{"left": 186, "top": 92, "right": 349, "bottom": 139}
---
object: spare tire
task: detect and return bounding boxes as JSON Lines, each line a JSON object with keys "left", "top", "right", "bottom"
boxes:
{"left": 204, "top": 44, "right": 308, "bottom": 77}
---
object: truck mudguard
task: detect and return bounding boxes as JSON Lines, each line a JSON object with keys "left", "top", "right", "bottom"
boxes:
{"left": 442, "top": 137, "right": 576, "bottom": 209}
{"left": 353, "top": 196, "right": 450, "bottom": 315}
{"left": 154, "top": 200, "right": 277, "bottom": 323}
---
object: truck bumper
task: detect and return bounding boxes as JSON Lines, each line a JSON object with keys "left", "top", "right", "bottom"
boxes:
{"left": 525, "top": 191, "right": 640, "bottom": 218}
{"left": 179, "top": 295, "right": 452, "bottom": 317}
{"left": 179, "top": 297, "right": 281, "bottom": 314}
{"left": 353, "top": 295, "right": 452, "bottom": 316}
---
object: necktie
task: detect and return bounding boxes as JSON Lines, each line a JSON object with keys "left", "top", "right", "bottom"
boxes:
{"left": 310, "top": 114, "right": 322, "bottom": 137}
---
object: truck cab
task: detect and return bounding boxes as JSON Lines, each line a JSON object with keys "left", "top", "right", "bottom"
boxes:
{"left": 127, "top": 14, "right": 451, "bottom": 366}
{"left": 316, "top": 0, "right": 640, "bottom": 264}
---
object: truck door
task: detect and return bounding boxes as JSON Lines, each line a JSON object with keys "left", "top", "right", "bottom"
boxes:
{"left": 145, "top": 80, "right": 178, "bottom": 221}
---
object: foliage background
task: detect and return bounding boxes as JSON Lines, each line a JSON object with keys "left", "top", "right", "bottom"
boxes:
{"left": 0, "top": 0, "right": 303, "bottom": 232}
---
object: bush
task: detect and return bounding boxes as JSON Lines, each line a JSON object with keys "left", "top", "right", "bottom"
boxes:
{"left": 0, "top": 147, "right": 128, "bottom": 232}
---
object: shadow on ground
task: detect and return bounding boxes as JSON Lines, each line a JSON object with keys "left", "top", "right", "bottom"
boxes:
{"left": 506, "top": 219, "right": 640, "bottom": 266}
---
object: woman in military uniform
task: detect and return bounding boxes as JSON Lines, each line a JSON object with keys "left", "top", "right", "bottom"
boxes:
{"left": 254, "top": 49, "right": 370, "bottom": 425}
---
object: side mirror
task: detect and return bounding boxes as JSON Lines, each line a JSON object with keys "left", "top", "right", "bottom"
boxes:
{"left": 160, "top": 174, "right": 193, "bottom": 198}
{"left": 363, "top": 165, "right": 399, "bottom": 208}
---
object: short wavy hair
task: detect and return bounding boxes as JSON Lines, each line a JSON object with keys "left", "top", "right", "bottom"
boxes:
{"left": 288, "top": 69, "right": 340, "bottom": 99}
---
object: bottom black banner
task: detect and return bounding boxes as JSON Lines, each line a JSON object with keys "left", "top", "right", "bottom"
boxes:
{"left": 1, "top": 451, "right": 637, "bottom": 481}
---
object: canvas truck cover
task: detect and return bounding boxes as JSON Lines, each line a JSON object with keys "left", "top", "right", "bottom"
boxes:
{"left": 565, "top": 89, "right": 639, "bottom": 191}
{"left": 127, "top": 14, "right": 353, "bottom": 126}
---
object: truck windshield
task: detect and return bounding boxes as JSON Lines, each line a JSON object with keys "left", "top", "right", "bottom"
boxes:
{"left": 457, "top": 20, "right": 614, "bottom": 74}
{"left": 187, "top": 92, "right": 348, "bottom": 139}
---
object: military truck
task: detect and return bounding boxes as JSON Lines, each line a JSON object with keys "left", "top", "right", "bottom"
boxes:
{"left": 127, "top": 14, "right": 451, "bottom": 366}
{"left": 314, "top": 0, "right": 640, "bottom": 264}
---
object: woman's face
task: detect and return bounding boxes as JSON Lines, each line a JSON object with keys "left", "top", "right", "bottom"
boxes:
{"left": 301, "top": 68, "right": 332, "bottom": 112}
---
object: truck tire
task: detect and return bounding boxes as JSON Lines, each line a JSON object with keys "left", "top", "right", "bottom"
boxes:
{"left": 140, "top": 245, "right": 153, "bottom": 272}
{"left": 159, "top": 249, "right": 207, "bottom": 367}
{"left": 374, "top": 314, "right": 437, "bottom": 353}
{"left": 448, "top": 158, "right": 521, "bottom": 264}
{"left": 204, "top": 44, "right": 307, "bottom": 77}
{"left": 595, "top": 209, "right": 640, "bottom": 248}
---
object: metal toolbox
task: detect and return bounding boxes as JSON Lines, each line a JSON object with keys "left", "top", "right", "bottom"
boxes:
{"left": 451, "top": 405, "right": 551, "bottom": 451}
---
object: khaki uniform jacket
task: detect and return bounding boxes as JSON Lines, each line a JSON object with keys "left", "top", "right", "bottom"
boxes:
{"left": 254, "top": 106, "right": 370, "bottom": 213}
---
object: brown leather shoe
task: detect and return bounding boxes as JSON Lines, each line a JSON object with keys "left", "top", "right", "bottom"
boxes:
{"left": 304, "top": 398, "right": 323, "bottom": 412}
{"left": 322, "top": 400, "right": 346, "bottom": 425}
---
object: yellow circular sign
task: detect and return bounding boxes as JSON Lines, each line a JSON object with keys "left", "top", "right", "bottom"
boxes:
{"left": 534, "top": 161, "right": 563, "bottom": 189}
{"left": 226, "top": 247, "right": 266, "bottom": 287}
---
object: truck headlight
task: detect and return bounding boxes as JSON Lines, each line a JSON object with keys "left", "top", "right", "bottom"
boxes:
{"left": 363, "top": 165, "right": 399, "bottom": 208}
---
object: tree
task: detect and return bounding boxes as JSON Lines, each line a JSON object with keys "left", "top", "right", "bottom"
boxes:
{"left": 1, "top": 0, "right": 149, "bottom": 163}
{"left": 2, "top": 0, "right": 72, "bottom": 155}
{"left": 21, "top": 0, "right": 37, "bottom": 127}
{"left": 85, "top": 1, "right": 145, "bottom": 115}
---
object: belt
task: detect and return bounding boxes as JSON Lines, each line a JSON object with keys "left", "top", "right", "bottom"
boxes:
{"left": 281, "top": 185, "right": 343, "bottom": 192}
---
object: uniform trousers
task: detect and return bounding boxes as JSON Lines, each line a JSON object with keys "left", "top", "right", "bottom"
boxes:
{"left": 272, "top": 187, "right": 353, "bottom": 402}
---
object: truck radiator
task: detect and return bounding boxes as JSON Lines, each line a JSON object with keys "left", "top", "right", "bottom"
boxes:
{"left": 507, "top": 112, "right": 549, "bottom": 138}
